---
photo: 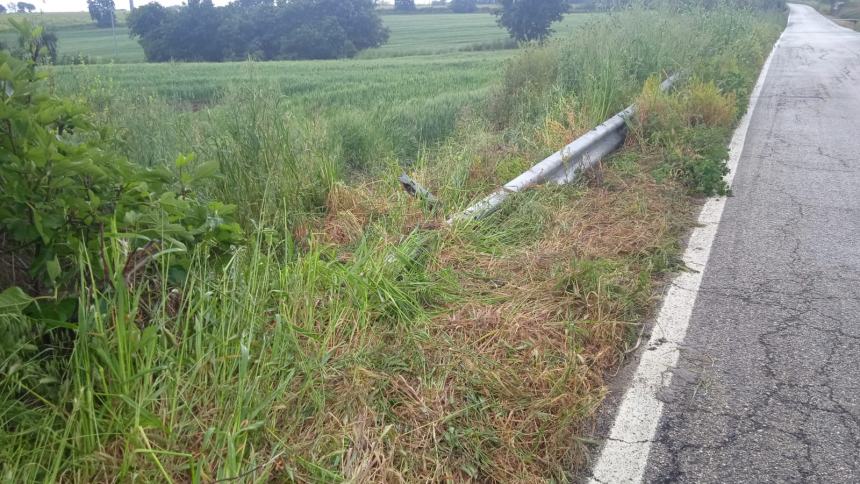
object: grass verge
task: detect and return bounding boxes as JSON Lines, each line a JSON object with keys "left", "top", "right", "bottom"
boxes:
{"left": 1, "top": 3, "right": 784, "bottom": 481}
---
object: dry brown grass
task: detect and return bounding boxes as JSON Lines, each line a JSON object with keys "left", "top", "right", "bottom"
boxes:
{"left": 300, "top": 153, "right": 694, "bottom": 481}
{"left": 241, "top": 115, "right": 696, "bottom": 482}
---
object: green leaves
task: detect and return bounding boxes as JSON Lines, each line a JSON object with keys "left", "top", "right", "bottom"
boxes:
{"left": 192, "top": 160, "right": 220, "bottom": 181}
{"left": 0, "top": 287, "right": 34, "bottom": 315}
{"left": 45, "top": 256, "right": 62, "bottom": 285}
{"left": 0, "top": 49, "right": 242, "bottom": 297}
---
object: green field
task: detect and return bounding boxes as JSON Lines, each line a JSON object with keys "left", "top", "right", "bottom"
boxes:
{"left": 56, "top": 50, "right": 510, "bottom": 103}
{"left": 14, "top": 9, "right": 591, "bottom": 172}
{"left": 0, "top": 11, "right": 128, "bottom": 32}
{"left": 0, "top": 11, "right": 136, "bottom": 63}
{"left": 49, "top": 12, "right": 591, "bottom": 169}
{"left": 359, "top": 12, "right": 591, "bottom": 58}
{"left": 55, "top": 49, "right": 512, "bottom": 170}
{"left": 50, "top": 24, "right": 143, "bottom": 63}
{"left": 2, "top": 11, "right": 593, "bottom": 63}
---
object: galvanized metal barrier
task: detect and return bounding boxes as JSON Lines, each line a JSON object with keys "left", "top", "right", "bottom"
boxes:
{"left": 448, "top": 75, "right": 678, "bottom": 223}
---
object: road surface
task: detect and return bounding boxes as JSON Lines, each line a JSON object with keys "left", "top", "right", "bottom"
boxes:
{"left": 590, "top": 4, "right": 860, "bottom": 483}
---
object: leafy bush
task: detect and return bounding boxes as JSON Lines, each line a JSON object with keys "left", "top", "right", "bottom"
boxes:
{"left": 86, "top": 0, "right": 115, "bottom": 28}
{"left": 496, "top": 0, "right": 569, "bottom": 42}
{"left": 0, "top": 49, "right": 241, "bottom": 294}
{"left": 674, "top": 127, "right": 731, "bottom": 196}
{"left": 6, "top": 18, "right": 57, "bottom": 65}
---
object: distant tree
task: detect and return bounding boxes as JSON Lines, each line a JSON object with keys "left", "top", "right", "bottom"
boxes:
{"left": 0, "top": 5, "right": 6, "bottom": 13}
{"left": 449, "top": 0, "right": 477, "bottom": 12}
{"left": 129, "top": 0, "right": 388, "bottom": 62}
{"left": 394, "top": 0, "right": 416, "bottom": 11}
{"left": 232, "top": 0, "right": 273, "bottom": 7}
{"left": 127, "top": 3, "right": 176, "bottom": 61}
{"left": 6, "top": 3, "right": 16, "bottom": 12}
{"left": 87, "top": 0, "right": 116, "bottom": 28}
{"left": 16, "top": 2, "right": 35, "bottom": 12}
{"left": 127, "top": 2, "right": 169, "bottom": 41}
{"left": 496, "top": 0, "right": 567, "bottom": 42}
{"left": 301, "top": 0, "right": 389, "bottom": 51}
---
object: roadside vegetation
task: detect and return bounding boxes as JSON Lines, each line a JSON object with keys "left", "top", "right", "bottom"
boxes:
{"left": 1, "top": 1, "right": 784, "bottom": 481}
{"left": 807, "top": 0, "right": 860, "bottom": 29}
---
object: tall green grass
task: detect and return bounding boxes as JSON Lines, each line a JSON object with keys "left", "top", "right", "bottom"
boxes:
{"left": 55, "top": 52, "right": 505, "bottom": 179}
{"left": 493, "top": 4, "right": 783, "bottom": 128}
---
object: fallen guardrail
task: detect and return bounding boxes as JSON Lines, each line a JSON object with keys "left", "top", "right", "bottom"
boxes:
{"left": 447, "top": 74, "right": 678, "bottom": 223}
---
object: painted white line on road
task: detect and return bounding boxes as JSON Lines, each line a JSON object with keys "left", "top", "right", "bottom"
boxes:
{"left": 587, "top": 25, "right": 787, "bottom": 484}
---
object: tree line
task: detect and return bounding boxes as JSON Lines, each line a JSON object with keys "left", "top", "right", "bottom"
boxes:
{"left": 126, "top": 0, "right": 572, "bottom": 63}
{"left": 128, "top": 0, "right": 389, "bottom": 62}
{"left": 0, "top": 2, "right": 37, "bottom": 14}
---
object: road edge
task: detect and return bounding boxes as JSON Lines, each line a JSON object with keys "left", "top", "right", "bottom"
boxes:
{"left": 584, "top": 16, "right": 788, "bottom": 484}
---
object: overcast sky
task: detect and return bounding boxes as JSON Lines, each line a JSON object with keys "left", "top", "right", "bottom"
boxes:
{"left": 37, "top": 0, "right": 430, "bottom": 13}
{"left": 38, "top": 0, "right": 225, "bottom": 12}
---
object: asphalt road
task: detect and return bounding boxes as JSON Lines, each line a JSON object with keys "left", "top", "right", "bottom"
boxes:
{"left": 590, "top": 4, "right": 860, "bottom": 483}
{"left": 638, "top": 5, "right": 860, "bottom": 483}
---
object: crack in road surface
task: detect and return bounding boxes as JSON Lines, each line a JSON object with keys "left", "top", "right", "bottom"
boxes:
{"left": 589, "top": 4, "right": 860, "bottom": 483}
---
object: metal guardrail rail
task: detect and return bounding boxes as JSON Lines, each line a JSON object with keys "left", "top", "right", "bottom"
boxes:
{"left": 448, "top": 74, "right": 678, "bottom": 224}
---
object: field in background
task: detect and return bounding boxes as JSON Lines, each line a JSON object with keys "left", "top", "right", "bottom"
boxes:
{"left": 358, "top": 13, "right": 591, "bottom": 58}
{"left": 55, "top": 50, "right": 509, "bottom": 104}
{"left": 54, "top": 50, "right": 509, "bottom": 171}
{"left": 0, "top": 11, "right": 137, "bottom": 62}
{"left": 47, "top": 24, "right": 142, "bottom": 62}
{"left": 1, "top": 11, "right": 593, "bottom": 63}
{"left": 0, "top": 11, "right": 128, "bottom": 32}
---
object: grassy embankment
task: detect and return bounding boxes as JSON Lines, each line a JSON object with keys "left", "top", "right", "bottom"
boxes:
{"left": 805, "top": 0, "right": 860, "bottom": 29}
{"left": 0, "top": 11, "right": 591, "bottom": 63}
{"left": 2, "top": 5, "right": 784, "bottom": 482}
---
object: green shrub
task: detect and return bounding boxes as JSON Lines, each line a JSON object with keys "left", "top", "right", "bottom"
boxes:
{"left": 0, "top": 50, "right": 240, "bottom": 294}
{"left": 676, "top": 126, "right": 731, "bottom": 196}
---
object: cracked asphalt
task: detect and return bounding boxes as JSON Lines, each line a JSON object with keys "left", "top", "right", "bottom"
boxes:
{"left": 639, "top": 5, "right": 860, "bottom": 483}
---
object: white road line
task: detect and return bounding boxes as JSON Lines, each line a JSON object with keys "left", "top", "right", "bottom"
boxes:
{"left": 587, "top": 23, "right": 787, "bottom": 484}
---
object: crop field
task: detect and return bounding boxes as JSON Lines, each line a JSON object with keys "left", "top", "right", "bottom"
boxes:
{"left": 0, "top": 11, "right": 125, "bottom": 32}
{"left": 0, "top": 11, "right": 137, "bottom": 63}
{"left": 359, "top": 12, "right": 592, "bottom": 57}
{"left": 1, "top": 4, "right": 786, "bottom": 483}
{"left": 54, "top": 50, "right": 510, "bottom": 170}
{"left": 55, "top": 50, "right": 509, "bottom": 105}
{"left": 2, "top": 11, "right": 593, "bottom": 63}
{"left": 47, "top": 24, "right": 142, "bottom": 63}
